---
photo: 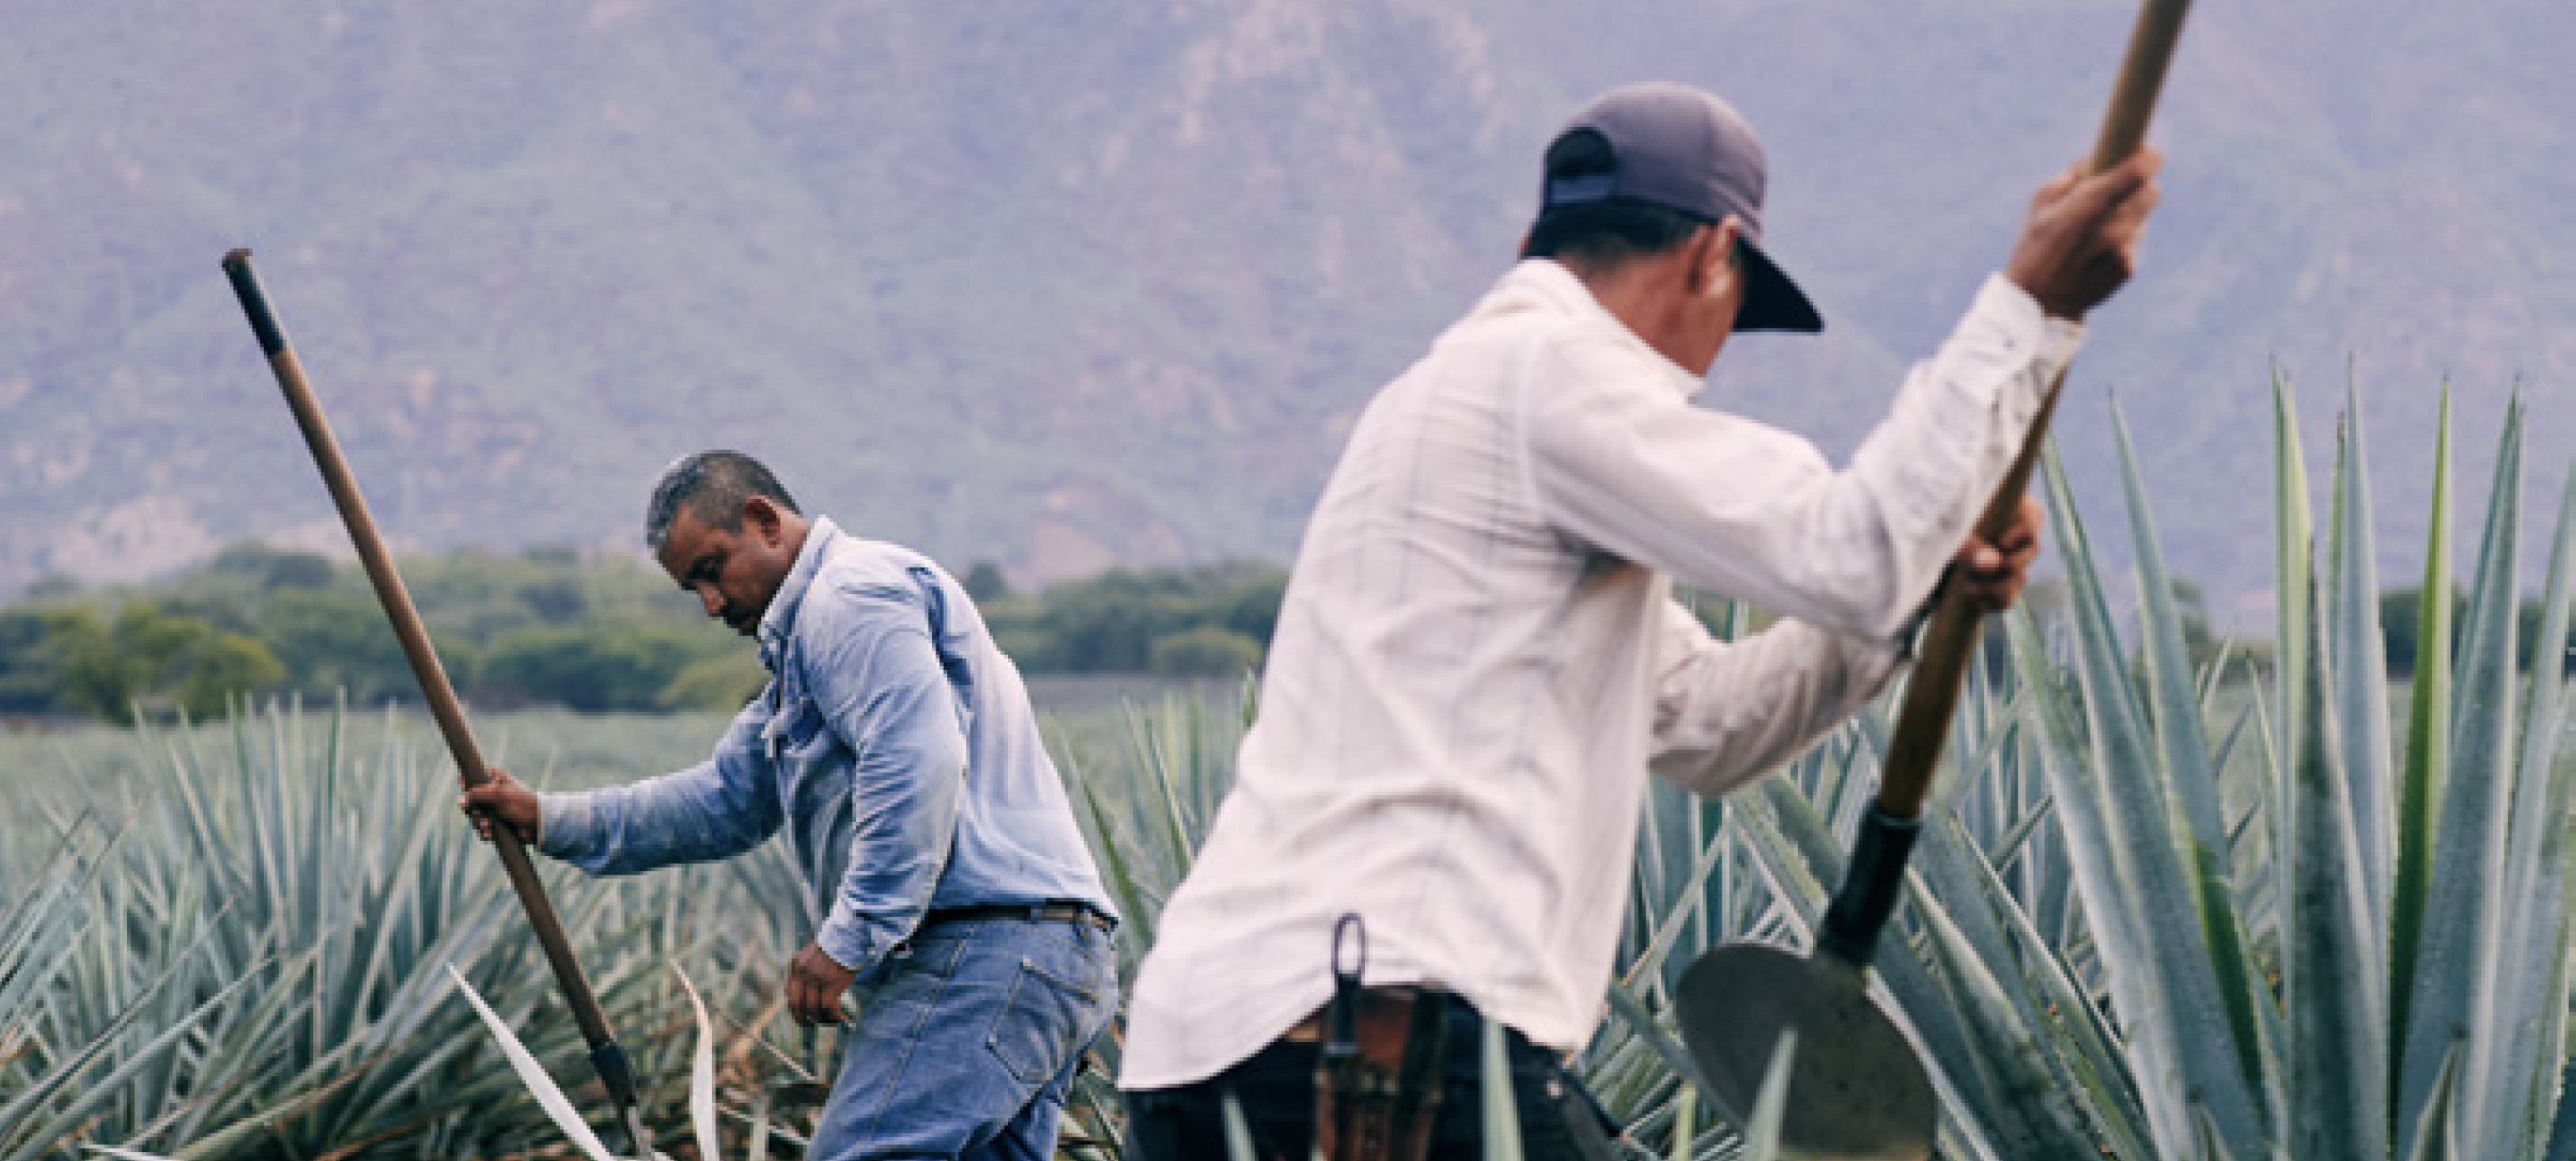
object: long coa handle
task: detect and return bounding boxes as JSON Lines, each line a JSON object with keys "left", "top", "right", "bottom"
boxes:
{"left": 1816, "top": 0, "right": 2195, "bottom": 966}
{"left": 221, "top": 250, "right": 654, "bottom": 1157}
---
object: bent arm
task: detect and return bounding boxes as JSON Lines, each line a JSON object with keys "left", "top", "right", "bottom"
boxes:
{"left": 803, "top": 588, "right": 970, "bottom": 973}
{"left": 1648, "top": 599, "right": 1903, "bottom": 797}
{"left": 536, "top": 700, "right": 786, "bottom": 875}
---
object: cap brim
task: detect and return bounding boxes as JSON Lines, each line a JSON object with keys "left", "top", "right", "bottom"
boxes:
{"left": 1734, "top": 240, "right": 1823, "bottom": 334}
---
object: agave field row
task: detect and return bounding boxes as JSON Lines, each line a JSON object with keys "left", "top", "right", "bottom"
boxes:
{"left": 6, "top": 380, "right": 2573, "bottom": 1160}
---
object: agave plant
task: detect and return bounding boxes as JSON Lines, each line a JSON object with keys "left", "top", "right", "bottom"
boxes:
{"left": 1, "top": 816, "right": 245, "bottom": 1161}
{"left": 2032, "top": 380, "right": 2568, "bottom": 1160}
{"left": 0, "top": 701, "right": 807, "bottom": 1160}
{"left": 1683, "top": 378, "right": 2572, "bottom": 1161}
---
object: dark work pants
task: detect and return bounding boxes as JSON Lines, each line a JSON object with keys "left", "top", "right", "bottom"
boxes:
{"left": 1123, "top": 995, "right": 1618, "bottom": 1161}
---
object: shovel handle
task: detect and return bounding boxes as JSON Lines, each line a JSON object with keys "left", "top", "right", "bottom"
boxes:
{"left": 220, "top": 250, "right": 647, "bottom": 1144}
{"left": 1873, "top": 0, "right": 2192, "bottom": 819}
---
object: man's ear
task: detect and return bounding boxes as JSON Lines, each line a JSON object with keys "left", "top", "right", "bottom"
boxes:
{"left": 1687, "top": 218, "right": 1743, "bottom": 296}
{"left": 741, "top": 495, "right": 783, "bottom": 543}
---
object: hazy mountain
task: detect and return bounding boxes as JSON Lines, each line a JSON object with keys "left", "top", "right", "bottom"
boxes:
{"left": 7, "top": 0, "right": 2570, "bottom": 627}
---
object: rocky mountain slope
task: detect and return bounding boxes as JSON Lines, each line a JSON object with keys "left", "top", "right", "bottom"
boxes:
{"left": 7, "top": 0, "right": 2569, "bottom": 622}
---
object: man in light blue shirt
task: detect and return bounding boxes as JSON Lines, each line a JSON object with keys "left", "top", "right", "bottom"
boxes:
{"left": 464, "top": 449, "right": 1118, "bottom": 1160}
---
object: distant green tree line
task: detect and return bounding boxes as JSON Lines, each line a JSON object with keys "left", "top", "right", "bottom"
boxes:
{"left": 977, "top": 561, "right": 1285, "bottom": 678}
{"left": 2378, "top": 583, "right": 2576, "bottom": 677}
{"left": 5, "top": 544, "right": 2560, "bottom": 725}
{"left": 0, "top": 543, "right": 1290, "bottom": 723}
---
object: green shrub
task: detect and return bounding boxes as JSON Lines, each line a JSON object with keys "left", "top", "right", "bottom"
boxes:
{"left": 479, "top": 621, "right": 725, "bottom": 712}
{"left": 657, "top": 651, "right": 768, "bottom": 712}
{"left": 38, "top": 602, "right": 284, "bottom": 723}
{"left": 1146, "top": 626, "right": 1263, "bottom": 677}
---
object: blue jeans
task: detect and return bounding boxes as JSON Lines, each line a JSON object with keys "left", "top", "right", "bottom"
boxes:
{"left": 810, "top": 915, "right": 1119, "bottom": 1160}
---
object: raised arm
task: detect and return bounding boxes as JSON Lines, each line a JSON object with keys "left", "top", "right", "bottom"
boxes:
{"left": 1522, "top": 277, "right": 2074, "bottom": 644}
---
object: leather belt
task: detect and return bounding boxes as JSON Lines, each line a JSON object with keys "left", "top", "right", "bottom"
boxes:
{"left": 1280, "top": 985, "right": 1446, "bottom": 1043}
{"left": 922, "top": 902, "right": 1115, "bottom": 933}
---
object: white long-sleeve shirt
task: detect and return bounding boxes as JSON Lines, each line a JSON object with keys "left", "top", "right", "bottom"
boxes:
{"left": 1120, "top": 259, "right": 2077, "bottom": 1089}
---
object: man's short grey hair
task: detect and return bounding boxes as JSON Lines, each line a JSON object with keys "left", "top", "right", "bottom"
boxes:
{"left": 644, "top": 450, "right": 801, "bottom": 550}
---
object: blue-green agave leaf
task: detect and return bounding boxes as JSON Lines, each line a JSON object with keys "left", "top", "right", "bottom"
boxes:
{"left": 1220, "top": 1088, "right": 1259, "bottom": 1161}
{"left": 2283, "top": 572, "right": 2391, "bottom": 1161}
{"left": 2466, "top": 463, "right": 2575, "bottom": 1158}
{"left": 1484, "top": 1018, "right": 1525, "bottom": 1161}
{"left": 1922, "top": 803, "right": 2153, "bottom": 1160}
{"left": 2397, "top": 400, "right": 2522, "bottom": 1150}
{"left": 1904, "top": 859, "right": 2102, "bottom": 1160}
{"left": 2390, "top": 389, "right": 2456, "bottom": 1065}
{"left": 1737, "top": 1029, "right": 1796, "bottom": 1161}
{"left": 2327, "top": 380, "right": 2398, "bottom": 933}
{"left": 2124, "top": 396, "right": 2276, "bottom": 1123}
{"left": 2038, "top": 441, "right": 2267, "bottom": 1157}
{"left": 2404, "top": 1043, "right": 2464, "bottom": 1161}
{"left": 444, "top": 964, "right": 620, "bottom": 1161}
{"left": 2274, "top": 369, "right": 2316, "bottom": 813}
{"left": 671, "top": 963, "right": 721, "bottom": 1161}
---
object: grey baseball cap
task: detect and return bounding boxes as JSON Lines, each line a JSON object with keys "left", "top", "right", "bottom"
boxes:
{"left": 1540, "top": 81, "right": 1823, "bottom": 334}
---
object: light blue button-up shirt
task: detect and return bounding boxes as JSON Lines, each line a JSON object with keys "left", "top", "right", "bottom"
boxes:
{"left": 538, "top": 516, "right": 1114, "bottom": 971}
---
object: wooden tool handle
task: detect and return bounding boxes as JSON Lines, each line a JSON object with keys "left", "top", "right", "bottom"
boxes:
{"left": 1873, "top": 0, "right": 2192, "bottom": 818}
{"left": 220, "top": 250, "right": 646, "bottom": 1137}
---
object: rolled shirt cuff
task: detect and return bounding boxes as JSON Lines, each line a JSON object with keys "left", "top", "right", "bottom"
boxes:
{"left": 1978, "top": 273, "right": 2086, "bottom": 416}
{"left": 813, "top": 905, "right": 875, "bottom": 973}
{"left": 2040, "top": 314, "right": 2085, "bottom": 376}
{"left": 1845, "top": 627, "right": 1910, "bottom": 698}
{"left": 533, "top": 792, "right": 595, "bottom": 858}
{"left": 1968, "top": 274, "right": 2080, "bottom": 426}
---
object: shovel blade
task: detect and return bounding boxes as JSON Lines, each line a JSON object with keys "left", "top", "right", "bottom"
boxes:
{"left": 1674, "top": 945, "right": 1936, "bottom": 1161}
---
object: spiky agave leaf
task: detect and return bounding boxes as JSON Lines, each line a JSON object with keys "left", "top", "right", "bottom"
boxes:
{"left": 1902, "top": 856, "right": 2097, "bottom": 1160}
{"left": 1906, "top": 807, "right": 2143, "bottom": 1160}
{"left": 2463, "top": 412, "right": 2572, "bottom": 1159}
{"left": 1219, "top": 1088, "right": 1259, "bottom": 1161}
{"left": 444, "top": 963, "right": 622, "bottom": 1161}
{"left": 672, "top": 962, "right": 723, "bottom": 1161}
{"left": 2327, "top": 380, "right": 2398, "bottom": 934}
{"left": 15, "top": 910, "right": 248, "bottom": 1161}
{"left": 2282, "top": 572, "right": 2389, "bottom": 1161}
{"left": 2405, "top": 1044, "right": 2465, "bottom": 1161}
{"left": 1483, "top": 1018, "right": 1525, "bottom": 1161}
{"left": 0, "top": 815, "right": 110, "bottom": 1057}
{"left": 2036, "top": 440, "right": 2266, "bottom": 1157}
{"left": 2398, "top": 400, "right": 2525, "bottom": 1151}
{"left": 1733, "top": 1030, "right": 1796, "bottom": 1161}
{"left": 2120, "top": 396, "right": 2278, "bottom": 1131}
{"left": 2544, "top": 1054, "right": 2576, "bottom": 1161}
{"left": 1623, "top": 827, "right": 1736, "bottom": 996}
{"left": 2273, "top": 369, "right": 2316, "bottom": 834}
{"left": 1604, "top": 979, "right": 1734, "bottom": 1130}
{"left": 2389, "top": 388, "right": 2457, "bottom": 1073}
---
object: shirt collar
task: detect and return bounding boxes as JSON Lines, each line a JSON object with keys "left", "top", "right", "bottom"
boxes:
{"left": 1496, "top": 258, "right": 1705, "bottom": 398}
{"left": 757, "top": 514, "right": 841, "bottom": 672}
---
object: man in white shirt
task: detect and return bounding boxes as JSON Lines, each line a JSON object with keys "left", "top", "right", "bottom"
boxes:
{"left": 1119, "top": 81, "right": 2160, "bottom": 1159}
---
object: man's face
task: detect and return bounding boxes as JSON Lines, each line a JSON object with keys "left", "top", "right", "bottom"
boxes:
{"left": 657, "top": 499, "right": 798, "bottom": 637}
